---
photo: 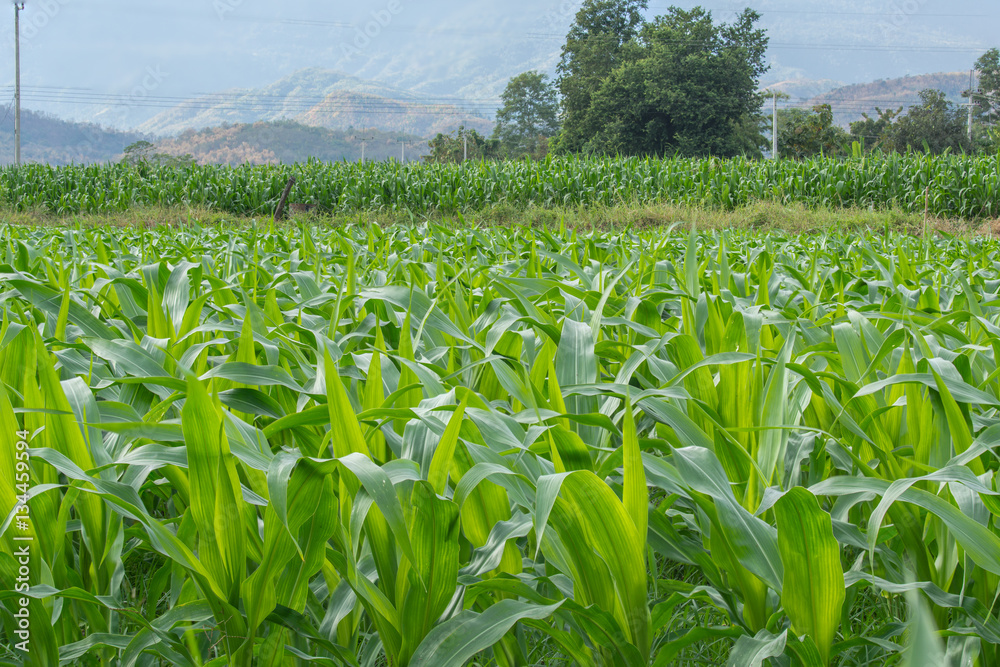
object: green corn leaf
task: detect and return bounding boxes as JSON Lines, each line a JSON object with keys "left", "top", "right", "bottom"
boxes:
{"left": 774, "top": 488, "right": 844, "bottom": 666}
{"left": 409, "top": 600, "right": 563, "bottom": 667}
{"left": 428, "top": 394, "right": 468, "bottom": 494}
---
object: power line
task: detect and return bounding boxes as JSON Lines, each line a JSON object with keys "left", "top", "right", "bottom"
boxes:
{"left": 0, "top": 87, "right": 978, "bottom": 119}
{"left": 0, "top": 88, "right": 499, "bottom": 117}
{"left": 0, "top": 86, "right": 502, "bottom": 106}
{"left": 2, "top": 86, "right": 501, "bottom": 103}
{"left": 645, "top": 4, "right": 989, "bottom": 18}
{"left": 530, "top": 33, "right": 987, "bottom": 52}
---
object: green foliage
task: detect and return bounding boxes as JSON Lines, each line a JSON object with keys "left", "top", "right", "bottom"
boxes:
{"left": 973, "top": 48, "right": 1000, "bottom": 121}
{"left": 584, "top": 7, "right": 769, "bottom": 157}
{"left": 777, "top": 104, "right": 851, "bottom": 159}
{"left": 492, "top": 71, "right": 560, "bottom": 160}
{"left": 988, "top": 126, "right": 1000, "bottom": 153}
{"left": 849, "top": 106, "right": 904, "bottom": 151}
{"left": 728, "top": 110, "right": 771, "bottom": 159}
{"left": 556, "top": 0, "right": 649, "bottom": 154}
{"left": 3, "top": 152, "right": 999, "bottom": 219}
{"left": 121, "top": 140, "right": 196, "bottom": 168}
{"left": 6, "top": 224, "right": 1000, "bottom": 665}
{"left": 881, "top": 89, "right": 973, "bottom": 154}
{"left": 556, "top": 4, "right": 768, "bottom": 157}
{"left": 425, "top": 126, "right": 500, "bottom": 164}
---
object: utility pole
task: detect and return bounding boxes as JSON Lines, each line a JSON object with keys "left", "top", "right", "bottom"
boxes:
{"left": 463, "top": 133, "right": 468, "bottom": 162}
{"left": 401, "top": 141, "right": 404, "bottom": 163}
{"left": 14, "top": 2, "right": 24, "bottom": 167}
{"left": 361, "top": 140, "right": 366, "bottom": 164}
{"left": 772, "top": 91, "right": 778, "bottom": 160}
{"left": 968, "top": 69, "right": 975, "bottom": 143}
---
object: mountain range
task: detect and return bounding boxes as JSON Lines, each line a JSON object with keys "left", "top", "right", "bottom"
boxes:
{"left": 131, "top": 69, "right": 494, "bottom": 138}
{"left": 156, "top": 122, "right": 428, "bottom": 165}
{"left": 770, "top": 72, "right": 973, "bottom": 127}
{"left": 0, "top": 67, "right": 983, "bottom": 166}
{"left": 0, "top": 108, "right": 145, "bottom": 165}
{"left": 1, "top": 0, "right": 993, "bottom": 133}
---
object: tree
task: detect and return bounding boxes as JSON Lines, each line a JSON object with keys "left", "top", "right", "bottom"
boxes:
{"left": 729, "top": 112, "right": 770, "bottom": 158}
{"left": 971, "top": 48, "right": 1000, "bottom": 128}
{"left": 492, "top": 72, "right": 560, "bottom": 159}
{"left": 121, "top": 141, "right": 156, "bottom": 165}
{"left": 883, "top": 89, "right": 971, "bottom": 154}
{"left": 121, "top": 140, "right": 196, "bottom": 168}
{"left": 988, "top": 126, "right": 1000, "bottom": 153}
{"left": 425, "top": 126, "right": 500, "bottom": 163}
{"left": 849, "top": 106, "right": 903, "bottom": 151}
{"left": 579, "top": 7, "right": 769, "bottom": 157}
{"left": 777, "top": 104, "right": 850, "bottom": 159}
{"left": 556, "top": 0, "right": 648, "bottom": 154}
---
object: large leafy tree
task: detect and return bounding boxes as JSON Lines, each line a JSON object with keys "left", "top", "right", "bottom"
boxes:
{"left": 850, "top": 106, "right": 903, "bottom": 151}
{"left": 121, "top": 140, "right": 195, "bottom": 168}
{"left": 556, "top": 0, "right": 649, "bottom": 154}
{"left": 884, "top": 89, "right": 971, "bottom": 154}
{"left": 571, "top": 7, "right": 769, "bottom": 157}
{"left": 972, "top": 48, "right": 999, "bottom": 127}
{"left": 492, "top": 72, "right": 560, "bottom": 159}
{"left": 777, "top": 104, "right": 850, "bottom": 159}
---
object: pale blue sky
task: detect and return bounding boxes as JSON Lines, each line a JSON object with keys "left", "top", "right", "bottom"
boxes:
{"left": 1, "top": 0, "right": 995, "bottom": 128}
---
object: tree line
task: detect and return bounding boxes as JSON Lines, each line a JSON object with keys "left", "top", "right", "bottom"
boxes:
{"left": 427, "top": 1, "right": 1000, "bottom": 162}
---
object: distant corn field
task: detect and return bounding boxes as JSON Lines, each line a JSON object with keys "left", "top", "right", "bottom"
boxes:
{"left": 0, "top": 152, "right": 997, "bottom": 218}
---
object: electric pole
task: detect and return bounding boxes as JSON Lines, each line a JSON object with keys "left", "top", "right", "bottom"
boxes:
{"left": 463, "top": 133, "right": 468, "bottom": 162}
{"left": 14, "top": 2, "right": 24, "bottom": 167}
{"left": 401, "top": 141, "right": 404, "bottom": 163}
{"left": 361, "top": 140, "right": 366, "bottom": 164}
{"left": 966, "top": 69, "right": 974, "bottom": 143}
{"left": 772, "top": 91, "right": 778, "bottom": 160}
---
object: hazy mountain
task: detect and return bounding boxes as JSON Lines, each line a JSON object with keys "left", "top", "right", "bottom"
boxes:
{"left": 136, "top": 69, "right": 494, "bottom": 138}
{"left": 763, "top": 79, "right": 844, "bottom": 102}
{"left": 805, "top": 72, "right": 973, "bottom": 127}
{"left": 1, "top": 0, "right": 993, "bottom": 131}
{"left": 0, "top": 108, "right": 146, "bottom": 165}
{"left": 0, "top": 67, "right": 983, "bottom": 166}
{"left": 154, "top": 121, "right": 428, "bottom": 164}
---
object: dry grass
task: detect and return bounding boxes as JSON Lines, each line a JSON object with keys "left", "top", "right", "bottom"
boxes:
{"left": 0, "top": 200, "right": 989, "bottom": 237}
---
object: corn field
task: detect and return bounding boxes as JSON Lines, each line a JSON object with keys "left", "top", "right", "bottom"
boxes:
{"left": 0, "top": 152, "right": 998, "bottom": 219}
{"left": 3, "top": 221, "right": 1000, "bottom": 666}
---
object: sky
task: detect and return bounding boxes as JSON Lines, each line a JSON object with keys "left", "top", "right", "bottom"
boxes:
{"left": 0, "top": 0, "right": 996, "bottom": 129}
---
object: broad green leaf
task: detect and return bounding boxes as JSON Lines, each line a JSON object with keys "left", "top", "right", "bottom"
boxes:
{"left": 774, "top": 488, "right": 844, "bottom": 666}
{"left": 409, "top": 600, "right": 563, "bottom": 667}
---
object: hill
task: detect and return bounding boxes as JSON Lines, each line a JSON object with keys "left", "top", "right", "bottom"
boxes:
{"left": 803, "top": 72, "right": 973, "bottom": 127}
{"left": 137, "top": 69, "right": 494, "bottom": 139}
{"left": 153, "top": 121, "right": 428, "bottom": 165}
{"left": 8, "top": 0, "right": 996, "bottom": 136}
{"left": 764, "top": 78, "right": 844, "bottom": 102}
{"left": 0, "top": 108, "right": 146, "bottom": 166}
{"left": 8, "top": 0, "right": 994, "bottom": 131}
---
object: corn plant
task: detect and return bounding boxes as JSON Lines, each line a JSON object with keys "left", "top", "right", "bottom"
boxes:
{"left": 0, "top": 152, "right": 998, "bottom": 218}
{"left": 2, "top": 221, "right": 1000, "bottom": 666}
